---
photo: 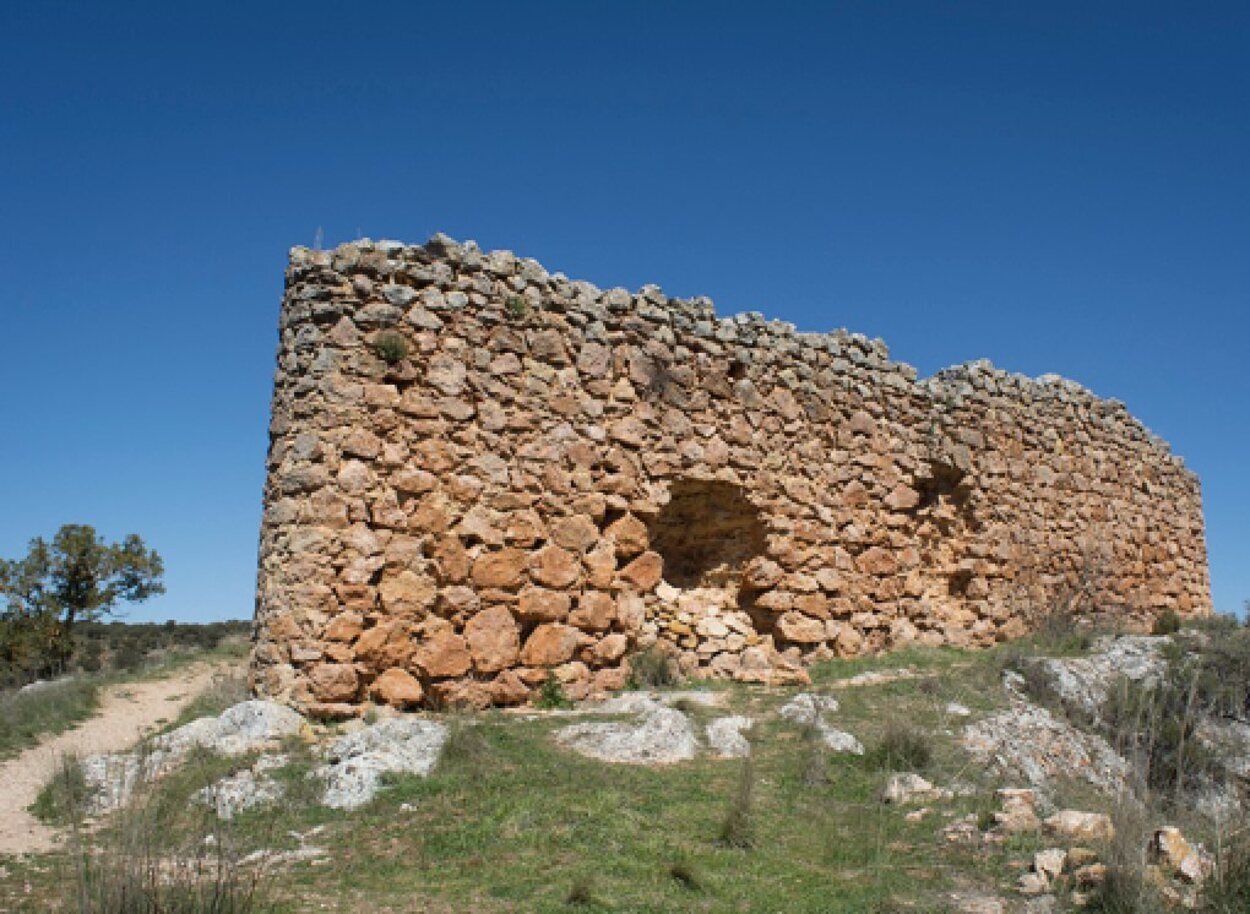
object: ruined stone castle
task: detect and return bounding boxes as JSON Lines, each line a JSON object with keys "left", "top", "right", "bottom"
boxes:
{"left": 251, "top": 234, "right": 1211, "bottom": 715}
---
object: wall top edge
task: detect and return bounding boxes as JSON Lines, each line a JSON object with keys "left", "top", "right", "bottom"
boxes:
{"left": 285, "top": 235, "right": 1190, "bottom": 473}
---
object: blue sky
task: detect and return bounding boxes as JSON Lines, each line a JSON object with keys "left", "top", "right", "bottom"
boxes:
{"left": 1, "top": 2, "right": 1246, "bottom": 623}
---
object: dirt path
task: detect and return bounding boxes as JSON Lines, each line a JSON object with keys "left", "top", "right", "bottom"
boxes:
{"left": 0, "top": 660, "right": 241, "bottom": 856}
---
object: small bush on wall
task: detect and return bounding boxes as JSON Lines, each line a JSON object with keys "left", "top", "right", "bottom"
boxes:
{"left": 372, "top": 331, "right": 409, "bottom": 365}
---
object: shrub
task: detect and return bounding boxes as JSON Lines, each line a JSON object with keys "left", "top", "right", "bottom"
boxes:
{"left": 1032, "top": 606, "right": 1095, "bottom": 655}
{"left": 372, "top": 331, "right": 409, "bottom": 365}
{"left": 800, "top": 723, "right": 829, "bottom": 787}
{"left": 717, "top": 757, "right": 755, "bottom": 849}
{"left": 1103, "top": 624, "right": 1250, "bottom": 797}
{"left": 626, "top": 645, "right": 682, "bottom": 689}
{"left": 1084, "top": 803, "right": 1166, "bottom": 914}
{"left": 32, "top": 753, "right": 91, "bottom": 826}
{"left": 505, "top": 296, "right": 527, "bottom": 321}
{"left": 1205, "top": 831, "right": 1250, "bottom": 913}
{"left": 564, "top": 877, "right": 597, "bottom": 906}
{"left": 57, "top": 742, "right": 275, "bottom": 914}
{"left": 535, "top": 673, "right": 572, "bottom": 710}
{"left": 1152, "top": 610, "right": 1182, "bottom": 636}
{"left": 668, "top": 860, "right": 702, "bottom": 891}
{"left": 166, "top": 671, "right": 249, "bottom": 731}
{"left": 865, "top": 723, "right": 932, "bottom": 772}
{"left": 439, "top": 719, "right": 492, "bottom": 771}
{"left": 0, "top": 677, "right": 100, "bottom": 759}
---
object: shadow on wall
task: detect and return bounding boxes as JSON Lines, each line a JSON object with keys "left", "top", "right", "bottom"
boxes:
{"left": 645, "top": 479, "right": 767, "bottom": 590}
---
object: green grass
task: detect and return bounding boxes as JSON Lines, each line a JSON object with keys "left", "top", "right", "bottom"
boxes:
{"left": 0, "top": 638, "right": 249, "bottom": 763}
{"left": 24, "top": 645, "right": 1016, "bottom": 913}
{"left": 0, "top": 677, "right": 101, "bottom": 761}
{"left": 162, "top": 669, "right": 251, "bottom": 732}
{"left": 3, "top": 641, "right": 1094, "bottom": 913}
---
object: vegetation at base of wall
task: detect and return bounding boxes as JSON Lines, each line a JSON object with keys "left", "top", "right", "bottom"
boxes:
{"left": 625, "top": 644, "right": 683, "bottom": 689}
{"left": 11, "top": 629, "right": 1250, "bottom": 913}
{"left": 534, "top": 672, "right": 572, "bottom": 710}
{"left": 1152, "top": 609, "right": 1182, "bottom": 635}
{"left": 3, "top": 642, "right": 1031, "bottom": 914}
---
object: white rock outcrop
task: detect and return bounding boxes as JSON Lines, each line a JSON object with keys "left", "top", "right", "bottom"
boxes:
{"left": 317, "top": 718, "right": 449, "bottom": 809}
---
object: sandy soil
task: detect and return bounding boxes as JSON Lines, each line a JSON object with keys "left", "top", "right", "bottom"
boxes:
{"left": 0, "top": 660, "right": 240, "bottom": 856}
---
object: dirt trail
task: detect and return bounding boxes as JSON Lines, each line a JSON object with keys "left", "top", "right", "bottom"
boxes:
{"left": 0, "top": 660, "right": 240, "bottom": 856}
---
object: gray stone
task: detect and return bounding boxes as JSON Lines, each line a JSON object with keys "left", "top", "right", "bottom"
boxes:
{"left": 778, "top": 692, "right": 840, "bottom": 725}
{"left": 1025, "top": 636, "right": 1165, "bottom": 721}
{"left": 962, "top": 701, "right": 1129, "bottom": 794}
{"left": 317, "top": 718, "right": 449, "bottom": 809}
{"left": 705, "top": 716, "right": 753, "bottom": 758}
{"left": 82, "top": 701, "right": 304, "bottom": 813}
{"left": 556, "top": 699, "right": 699, "bottom": 765}
{"left": 817, "top": 726, "right": 865, "bottom": 755}
{"left": 196, "top": 755, "right": 289, "bottom": 819}
{"left": 382, "top": 284, "right": 416, "bottom": 306}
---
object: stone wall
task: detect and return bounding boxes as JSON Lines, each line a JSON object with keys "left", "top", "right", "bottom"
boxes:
{"left": 251, "top": 234, "right": 1211, "bottom": 715}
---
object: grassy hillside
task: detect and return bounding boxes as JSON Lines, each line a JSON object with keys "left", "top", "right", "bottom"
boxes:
{"left": 5, "top": 623, "right": 1248, "bottom": 913}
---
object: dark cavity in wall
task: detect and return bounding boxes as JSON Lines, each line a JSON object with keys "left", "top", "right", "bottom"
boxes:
{"left": 647, "top": 479, "right": 767, "bottom": 590}
{"left": 913, "top": 460, "right": 971, "bottom": 514}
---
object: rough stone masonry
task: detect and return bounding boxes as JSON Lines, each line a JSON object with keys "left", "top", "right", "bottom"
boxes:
{"left": 251, "top": 234, "right": 1211, "bottom": 716}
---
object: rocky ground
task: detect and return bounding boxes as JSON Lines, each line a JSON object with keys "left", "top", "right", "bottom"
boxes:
{"left": 2, "top": 628, "right": 1247, "bottom": 913}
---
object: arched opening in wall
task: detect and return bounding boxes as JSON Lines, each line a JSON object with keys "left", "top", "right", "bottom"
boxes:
{"left": 647, "top": 479, "right": 767, "bottom": 589}
{"left": 910, "top": 459, "right": 981, "bottom": 617}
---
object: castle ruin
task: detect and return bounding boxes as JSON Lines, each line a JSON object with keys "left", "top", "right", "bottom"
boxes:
{"left": 251, "top": 235, "right": 1211, "bottom": 715}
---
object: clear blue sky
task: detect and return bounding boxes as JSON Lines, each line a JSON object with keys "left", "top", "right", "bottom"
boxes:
{"left": 1, "top": 2, "right": 1246, "bottom": 623}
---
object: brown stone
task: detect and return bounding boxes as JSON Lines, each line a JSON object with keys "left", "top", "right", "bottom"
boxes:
{"left": 529, "top": 545, "right": 581, "bottom": 589}
{"left": 471, "top": 548, "right": 529, "bottom": 589}
{"left": 569, "top": 591, "right": 616, "bottom": 631}
{"left": 742, "top": 557, "right": 784, "bottom": 590}
{"left": 463, "top": 605, "right": 521, "bottom": 672}
{"left": 777, "top": 612, "right": 827, "bottom": 643}
{"left": 519, "top": 623, "right": 582, "bottom": 666}
{"left": 413, "top": 629, "right": 472, "bottom": 678}
{"left": 583, "top": 541, "right": 617, "bottom": 588}
{"left": 431, "top": 535, "right": 470, "bottom": 583}
{"left": 517, "top": 585, "right": 571, "bottom": 623}
{"left": 324, "top": 612, "right": 364, "bottom": 643}
{"left": 378, "top": 570, "right": 437, "bottom": 616}
{"left": 551, "top": 514, "right": 600, "bottom": 553}
{"left": 604, "top": 513, "right": 649, "bottom": 557}
{"left": 592, "top": 665, "right": 631, "bottom": 693}
{"left": 488, "top": 669, "right": 532, "bottom": 706}
{"left": 354, "top": 622, "right": 414, "bottom": 668}
{"left": 371, "top": 667, "right": 424, "bottom": 707}
{"left": 430, "top": 678, "right": 494, "bottom": 710}
{"left": 618, "top": 551, "right": 663, "bottom": 590}
{"left": 884, "top": 483, "right": 920, "bottom": 511}
{"left": 593, "top": 632, "right": 629, "bottom": 663}
{"left": 856, "top": 546, "right": 898, "bottom": 576}
{"left": 308, "top": 663, "right": 359, "bottom": 702}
